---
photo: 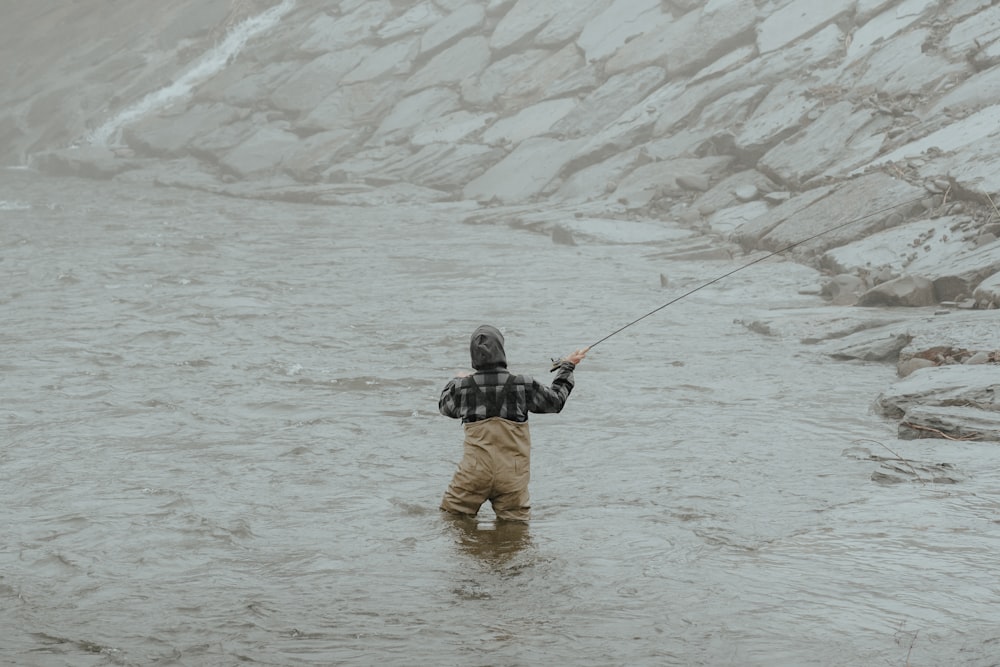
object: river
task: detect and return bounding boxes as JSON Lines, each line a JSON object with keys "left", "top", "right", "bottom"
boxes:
{"left": 2, "top": 169, "right": 998, "bottom": 666}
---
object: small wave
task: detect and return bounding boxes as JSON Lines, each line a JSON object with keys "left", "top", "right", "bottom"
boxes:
{"left": 0, "top": 200, "right": 31, "bottom": 211}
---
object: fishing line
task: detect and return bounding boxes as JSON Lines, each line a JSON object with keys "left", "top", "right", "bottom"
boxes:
{"left": 586, "top": 194, "right": 927, "bottom": 351}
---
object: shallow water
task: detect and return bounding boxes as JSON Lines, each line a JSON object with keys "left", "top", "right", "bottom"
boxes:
{"left": 2, "top": 171, "right": 999, "bottom": 666}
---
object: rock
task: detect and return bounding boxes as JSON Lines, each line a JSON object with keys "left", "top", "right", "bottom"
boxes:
{"left": 340, "top": 37, "right": 420, "bottom": 84}
{"left": 610, "top": 156, "right": 733, "bottom": 210}
{"left": 875, "top": 364, "right": 1000, "bottom": 419}
{"left": 764, "top": 174, "right": 924, "bottom": 257}
{"left": 410, "top": 111, "right": 496, "bottom": 147}
{"left": 899, "top": 404, "right": 1000, "bottom": 442}
{"left": 124, "top": 103, "right": 245, "bottom": 157}
{"left": 463, "top": 137, "right": 588, "bottom": 203}
{"left": 756, "top": 0, "right": 855, "bottom": 54}
{"left": 973, "top": 269, "right": 1000, "bottom": 308}
{"left": 605, "top": 0, "right": 757, "bottom": 77}
{"left": 550, "top": 66, "right": 667, "bottom": 137}
{"left": 270, "top": 50, "right": 372, "bottom": 112}
{"left": 822, "top": 274, "right": 866, "bottom": 306}
{"left": 297, "top": 3, "right": 392, "bottom": 54}
{"left": 898, "top": 357, "right": 936, "bottom": 378}
{"left": 829, "top": 332, "right": 912, "bottom": 362}
{"left": 857, "top": 275, "right": 937, "bottom": 307}
{"left": 577, "top": 0, "right": 667, "bottom": 62}
{"left": 370, "top": 87, "right": 461, "bottom": 145}
{"left": 31, "top": 146, "right": 139, "bottom": 179}
{"left": 535, "top": 0, "right": 613, "bottom": 46}
{"left": 758, "top": 101, "right": 889, "bottom": 187}
{"left": 965, "top": 351, "right": 991, "bottom": 365}
{"left": 734, "top": 184, "right": 759, "bottom": 202}
{"left": 482, "top": 98, "right": 577, "bottom": 146}
{"left": 461, "top": 49, "right": 551, "bottom": 109}
{"left": 405, "top": 36, "right": 491, "bottom": 94}
{"left": 420, "top": 4, "right": 485, "bottom": 55}
{"left": 489, "top": 0, "right": 572, "bottom": 52}
{"left": 377, "top": 3, "right": 444, "bottom": 41}
{"left": 219, "top": 126, "right": 301, "bottom": 178}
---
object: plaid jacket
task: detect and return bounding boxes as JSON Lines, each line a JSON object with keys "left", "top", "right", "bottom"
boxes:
{"left": 439, "top": 361, "right": 575, "bottom": 423}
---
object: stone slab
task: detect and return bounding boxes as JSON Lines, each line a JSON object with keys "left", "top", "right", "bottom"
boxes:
{"left": 756, "top": 0, "right": 855, "bottom": 54}
{"left": 463, "top": 136, "right": 589, "bottom": 203}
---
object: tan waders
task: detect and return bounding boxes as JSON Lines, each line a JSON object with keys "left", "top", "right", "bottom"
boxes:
{"left": 440, "top": 417, "right": 532, "bottom": 522}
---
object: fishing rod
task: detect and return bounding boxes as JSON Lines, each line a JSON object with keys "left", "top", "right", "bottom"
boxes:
{"left": 583, "top": 194, "right": 927, "bottom": 352}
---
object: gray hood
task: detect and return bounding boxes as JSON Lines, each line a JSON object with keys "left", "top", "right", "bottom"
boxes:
{"left": 470, "top": 324, "right": 507, "bottom": 370}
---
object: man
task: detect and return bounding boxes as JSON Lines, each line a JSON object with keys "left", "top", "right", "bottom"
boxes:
{"left": 439, "top": 324, "right": 588, "bottom": 522}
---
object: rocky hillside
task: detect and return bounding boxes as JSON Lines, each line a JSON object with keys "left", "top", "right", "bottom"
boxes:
{"left": 4, "top": 0, "right": 999, "bottom": 438}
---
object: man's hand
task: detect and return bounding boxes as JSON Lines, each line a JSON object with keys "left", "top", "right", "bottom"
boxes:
{"left": 565, "top": 346, "right": 589, "bottom": 365}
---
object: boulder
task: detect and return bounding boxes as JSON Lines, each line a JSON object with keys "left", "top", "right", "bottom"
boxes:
{"left": 823, "top": 274, "right": 867, "bottom": 306}
{"left": 481, "top": 98, "right": 578, "bottom": 146}
{"left": 123, "top": 103, "right": 245, "bottom": 157}
{"left": 489, "top": 0, "right": 574, "bottom": 52}
{"left": 898, "top": 404, "right": 1000, "bottom": 442}
{"left": 377, "top": 3, "right": 444, "bottom": 41}
{"left": 972, "top": 269, "right": 1000, "bottom": 308}
{"left": 340, "top": 37, "right": 420, "bottom": 84}
{"left": 270, "top": 50, "right": 372, "bottom": 112}
{"left": 219, "top": 125, "right": 301, "bottom": 178}
{"left": 461, "top": 49, "right": 551, "bottom": 109}
{"left": 299, "top": 79, "right": 400, "bottom": 133}
{"left": 874, "top": 364, "right": 1000, "bottom": 418}
{"left": 857, "top": 275, "right": 936, "bottom": 307}
{"left": 829, "top": 332, "right": 912, "bottom": 362}
{"left": 370, "top": 87, "right": 461, "bottom": 145}
{"left": 550, "top": 66, "right": 667, "bottom": 137}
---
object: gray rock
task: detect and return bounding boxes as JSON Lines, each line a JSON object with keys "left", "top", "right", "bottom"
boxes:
{"left": 270, "top": 50, "right": 371, "bottom": 112}
{"left": 606, "top": 0, "right": 757, "bottom": 77}
{"left": 340, "top": 37, "right": 420, "bottom": 84}
{"left": 405, "top": 36, "right": 491, "bottom": 94}
{"left": 823, "top": 274, "right": 866, "bottom": 306}
{"left": 124, "top": 103, "right": 245, "bottom": 157}
{"left": 535, "top": 0, "right": 613, "bottom": 46}
{"left": 377, "top": 3, "right": 443, "bottom": 41}
{"left": 297, "top": 3, "right": 392, "bottom": 54}
{"left": 550, "top": 66, "right": 666, "bottom": 137}
{"left": 482, "top": 98, "right": 578, "bottom": 146}
{"left": 219, "top": 126, "right": 301, "bottom": 178}
{"left": 756, "top": 0, "right": 855, "bottom": 54}
{"left": 899, "top": 404, "right": 1000, "bottom": 442}
{"left": 758, "top": 101, "right": 889, "bottom": 187}
{"left": 577, "top": 0, "right": 667, "bottom": 62}
{"left": 857, "top": 275, "right": 937, "bottom": 307}
{"left": 370, "top": 87, "right": 461, "bottom": 144}
{"left": 420, "top": 4, "right": 485, "bottom": 55}
{"left": 610, "top": 156, "right": 733, "bottom": 210}
{"left": 463, "top": 137, "right": 589, "bottom": 203}
{"left": 299, "top": 79, "right": 400, "bottom": 134}
{"left": 489, "top": 0, "right": 570, "bottom": 51}
{"left": 754, "top": 173, "right": 925, "bottom": 258}
{"left": 965, "top": 351, "right": 991, "bottom": 365}
{"left": 829, "top": 332, "right": 912, "bottom": 362}
{"left": 875, "top": 364, "right": 1000, "bottom": 418}
{"left": 897, "top": 357, "right": 936, "bottom": 378}
{"left": 461, "top": 50, "right": 551, "bottom": 109}
{"left": 973, "top": 270, "right": 1000, "bottom": 308}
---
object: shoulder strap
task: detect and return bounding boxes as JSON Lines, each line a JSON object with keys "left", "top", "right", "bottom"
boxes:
{"left": 468, "top": 373, "right": 517, "bottom": 417}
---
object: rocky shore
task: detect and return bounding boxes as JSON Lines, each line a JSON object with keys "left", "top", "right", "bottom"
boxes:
{"left": 3, "top": 0, "right": 998, "bottom": 440}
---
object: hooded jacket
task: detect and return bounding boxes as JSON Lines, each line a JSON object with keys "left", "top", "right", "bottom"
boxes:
{"left": 439, "top": 325, "right": 575, "bottom": 423}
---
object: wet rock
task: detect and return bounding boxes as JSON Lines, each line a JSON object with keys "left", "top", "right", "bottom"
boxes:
{"left": 829, "top": 332, "right": 912, "bottom": 362}
{"left": 124, "top": 103, "right": 245, "bottom": 157}
{"left": 857, "top": 275, "right": 936, "bottom": 307}
{"left": 874, "top": 364, "right": 1000, "bottom": 419}
{"left": 899, "top": 404, "right": 1000, "bottom": 442}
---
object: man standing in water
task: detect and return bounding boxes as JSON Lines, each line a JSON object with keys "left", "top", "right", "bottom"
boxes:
{"left": 439, "top": 324, "right": 588, "bottom": 522}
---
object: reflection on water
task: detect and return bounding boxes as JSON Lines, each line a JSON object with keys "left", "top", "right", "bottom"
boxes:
{"left": 445, "top": 513, "right": 533, "bottom": 569}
